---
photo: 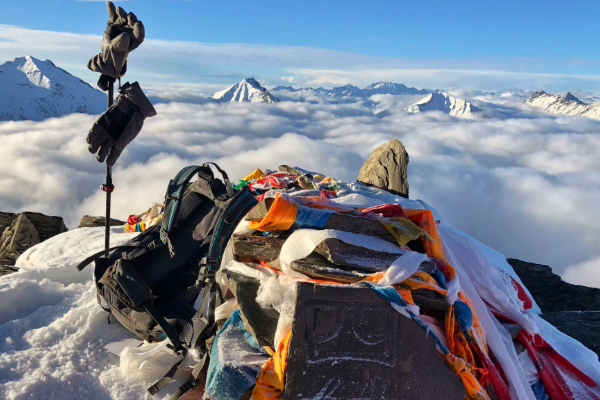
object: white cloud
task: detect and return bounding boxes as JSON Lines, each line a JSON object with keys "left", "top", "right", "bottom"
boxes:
{"left": 563, "top": 257, "right": 600, "bottom": 288}
{"left": 1, "top": 99, "right": 599, "bottom": 286}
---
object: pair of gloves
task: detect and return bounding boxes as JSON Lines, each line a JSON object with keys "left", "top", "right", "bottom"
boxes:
{"left": 86, "top": 2, "right": 155, "bottom": 167}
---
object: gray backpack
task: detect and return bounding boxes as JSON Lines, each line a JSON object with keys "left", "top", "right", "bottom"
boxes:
{"left": 77, "top": 163, "right": 257, "bottom": 397}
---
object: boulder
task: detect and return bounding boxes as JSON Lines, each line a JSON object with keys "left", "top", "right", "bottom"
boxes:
{"left": 0, "top": 212, "right": 16, "bottom": 235}
{"left": 541, "top": 311, "right": 600, "bottom": 357}
{"left": 78, "top": 215, "right": 126, "bottom": 228}
{"left": 0, "top": 214, "right": 40, "bottom": 267}
{"left": 22, "top": 212, "right": 67, "bottom": 242}
{"left": 357, "top": 138, "right": 409, "bottom": 198}
{"left": 507, "top": 258, "right": 600, "bottom": 313}
{"left": 0, "top": 213, "right": 40, "bottom": 255}
{"left": 0, "top": 211, "right": 68, "bottom": 271}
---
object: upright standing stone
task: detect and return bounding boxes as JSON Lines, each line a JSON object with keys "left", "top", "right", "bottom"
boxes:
{"left": 283, "top": 282, "right": 465, "bottom": 400}
{"left": 357, "top": 138, "right": 409, "bottom": 198}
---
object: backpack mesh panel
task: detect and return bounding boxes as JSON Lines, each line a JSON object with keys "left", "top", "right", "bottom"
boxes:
{"left": 164, "top": 300, "right": 207, "bottom": 346}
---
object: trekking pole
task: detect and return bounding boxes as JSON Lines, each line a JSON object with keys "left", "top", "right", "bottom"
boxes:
{"left": 101, "top": 82, "right": 115, "bottom": 256}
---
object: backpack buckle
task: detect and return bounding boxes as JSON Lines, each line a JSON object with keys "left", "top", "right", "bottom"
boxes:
{"left": 206, "top": 257, "right": 219, "bottom": 267}
{"left": 147, "top": 239, "right": 162, "bottom": 250}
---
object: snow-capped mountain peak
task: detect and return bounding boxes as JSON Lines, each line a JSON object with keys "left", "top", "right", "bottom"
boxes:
{"left": 212, "top": 78, "right": 280, "bottom": 103}
{"left": 0, "top": 55, "right": 106, "bottom": 121}
{"left": 364, "top": 82, "right": 429, "bottom": 95}
{"left": 564, "top": 92, "right": 584, "bottom": 104}
{"left": 270, "top": 82, "right": 429, "bottom": 98}
{"left": 327, "top": 84, "right": 363, "bottom": 97}
{"left": 404, "top": 91, "right": 481, "bottom": 118}
{"left": 525, "top": 90, "right": 600, "bottom": 120}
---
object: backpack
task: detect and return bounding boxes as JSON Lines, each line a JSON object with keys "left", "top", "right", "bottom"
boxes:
{"left": 77, "top": 163, "right": 258, "bottom": 397}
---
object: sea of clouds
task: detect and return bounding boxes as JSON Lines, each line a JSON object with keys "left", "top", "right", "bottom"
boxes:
{"left": 0, "top": 94, "right": 599, "bottom": 287}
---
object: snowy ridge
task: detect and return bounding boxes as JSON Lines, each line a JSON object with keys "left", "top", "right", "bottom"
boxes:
{"left": 272, "top": 81, "right": 429, "bottom": 97}
{"left": 404, "top": 91, "right": 481, "bottom": 118}
{"left": 525, "top": 90, "right": 600, "bottom": 120}
{"left": 212, "top": 78, "right": 280, "bottom": 103}
{"left": 0, "top": 56, "right": 106, "bottom": 121}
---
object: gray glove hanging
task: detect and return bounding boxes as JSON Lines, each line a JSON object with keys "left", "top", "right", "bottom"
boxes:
{"left": 87, "top": 1, "right": 145, "bottom": 89}
{"left": 87, "top": 82, "right": 156, "bottom": 166}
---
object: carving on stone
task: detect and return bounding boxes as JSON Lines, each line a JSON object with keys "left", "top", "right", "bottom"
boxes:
{"left": 304, "top": 300, "right": 398, "bottom": 367}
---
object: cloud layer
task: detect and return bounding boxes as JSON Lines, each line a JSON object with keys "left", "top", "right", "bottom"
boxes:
{"left": 0, "top": 98, "right": 599, "bottom": 287}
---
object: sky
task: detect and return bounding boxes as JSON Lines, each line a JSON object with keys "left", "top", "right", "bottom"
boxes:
{"left": 2, "top": 0, "right": 600, "bottom": 91}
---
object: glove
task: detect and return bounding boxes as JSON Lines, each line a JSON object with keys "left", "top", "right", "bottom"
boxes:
{"left": 87, "top": 2, "right": 145, "bottom": 86}
{"left": 86, "top": 82, "right": 156, "bottom": 166}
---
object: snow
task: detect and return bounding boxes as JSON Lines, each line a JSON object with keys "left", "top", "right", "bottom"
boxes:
{"left": 271, "top": 81, "right": 429, "bottom": 97}
{"left": 0, "top": 227, "right": 196, "bottom": 399}
{"left": 525, "top": 90, "right": 600, "bottom": 120}
{"left": 0, "top": 56, "right": 106, "bottom": 121}
{"left": 211, "top": 78, "right": 279, "bottom": 103}
{"left": 404, "top": 91, "right": 482, "bottom": 118}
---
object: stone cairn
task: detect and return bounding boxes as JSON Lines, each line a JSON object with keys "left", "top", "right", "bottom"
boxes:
{"left": 220, "top": 139, "right": 466, "bottom": 399}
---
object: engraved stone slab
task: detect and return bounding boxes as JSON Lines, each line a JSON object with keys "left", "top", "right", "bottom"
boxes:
{"left": 284, "top": 283, "right": 465, "bottom": 400}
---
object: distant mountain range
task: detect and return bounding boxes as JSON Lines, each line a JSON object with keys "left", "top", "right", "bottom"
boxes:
{"left": 272, "top": 82, "right": 429, "bottom": 97}
{"left": 212, "top": 78, "right": 280, "bottom": 103}
{"left": 0, "top": 56, "right": 106, "bottom": 121}
{"left": 525, "top": 90, "right": 600, "bottom": 120}
{"left": 405, "top": 92, "right": 481, "bottom": 119}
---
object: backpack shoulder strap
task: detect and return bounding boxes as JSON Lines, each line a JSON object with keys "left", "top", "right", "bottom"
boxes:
{"left": 202, "top": 188, "right": 258, "bottom": 272}
{"left": 76, "top": 241, "right": 146, "bottom": 271}
{"left": 160, "top": 165, "right": 212, "bottom": 256}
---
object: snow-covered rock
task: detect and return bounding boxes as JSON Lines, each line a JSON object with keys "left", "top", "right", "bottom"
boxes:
{"left": 0, "top": 55, "right": 106, "bottom": 122}
{"left": 212, "top": 78, "right": 280, "bottom": 103}
{"left": 271, "top": 82, "right": 429, "bottom": 97}
{"left": 363, "top": 82, "right": 428, "bottom": 96}
{"left": 524, "top": 90, "right": 600, "bottom": 120}
{"left": 404, "top": 92, "right": 481, "bottom": 118}
{"left": 327, "top": 84, "right": 363, "bottom": 97}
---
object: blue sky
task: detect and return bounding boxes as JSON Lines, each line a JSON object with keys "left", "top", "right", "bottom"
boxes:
{"left": 2, "top": 0, "right": 600, "bottom": 91}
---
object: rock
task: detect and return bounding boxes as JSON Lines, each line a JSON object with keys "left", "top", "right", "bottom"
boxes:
{"left": 278, "top": 165, "right": 324, "bottom": 177}
{"left": 0, "top": 212, "right": 16, "bottom": 235}
{"left": 0, "top": 214, "right": 40, "bottom": 267}
{"left": 22, "top": 212, "right": 67, "bottom": 242}
{"left": 0, "top": 211, "right": 67, "bottom": 272}
{"left": 507, "top": 258, "right": 600, "bottom": 313}
{"left": 284, "top": 253, "right": 371, "bottom": 284}
{"left": 314, "top": 238, "right": 398, "bottom": 272}
{"left": 357, "top": 138, "right": 409, "bottom": 198}
{"left": 232, "top": 234, "right": 286, "bottom": 263}
{"left": 223, "top": 270, "right": 280, "bottom": 348}
{"left": 78, "top": 215, "right": 126, "bottom": 228}
{"left": 541, "top": 311, "right": 600, "bottom": 357}
{"left": 0, "top": 213, "right": 40, "bottom": 254}
{"left": 0, "top": 265, "right": 19, "bottom": 276}
{"left": 284, "top": 282, "right": 465, "bottom": 399}
{"left": 232, "top": 234, "right": 398, "bottom": 274}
